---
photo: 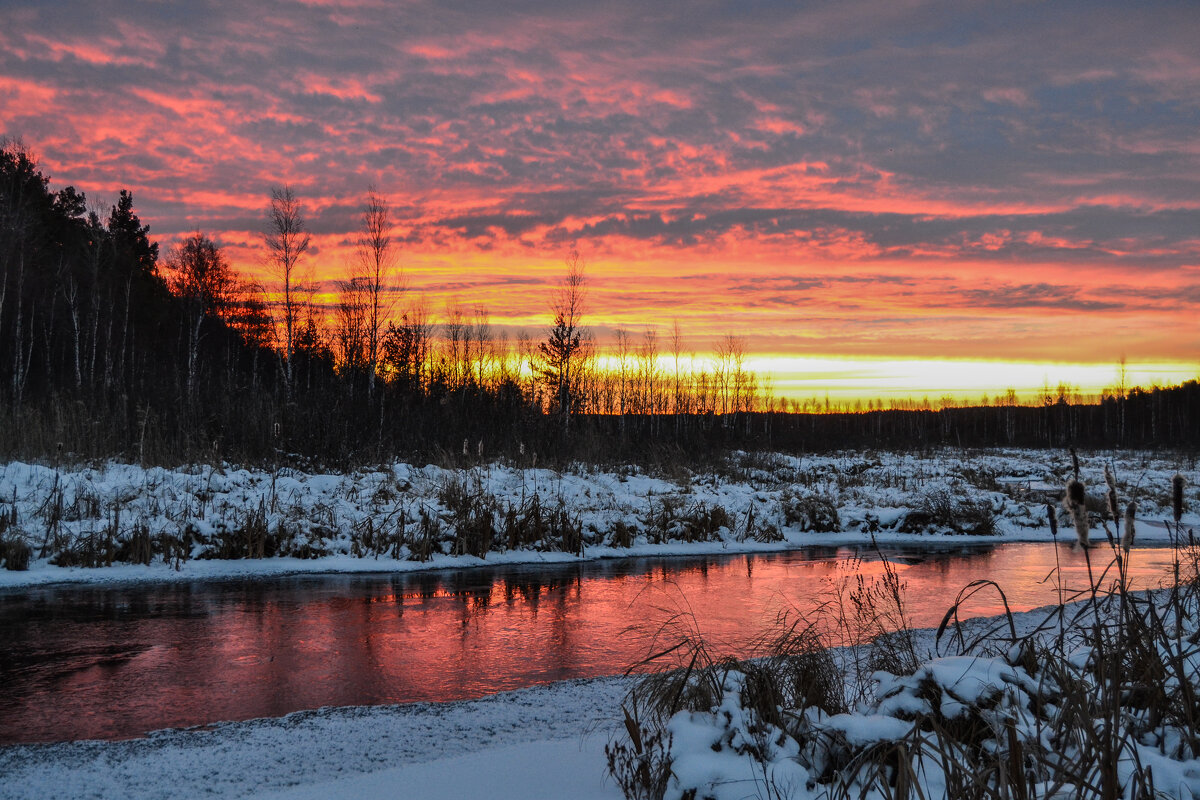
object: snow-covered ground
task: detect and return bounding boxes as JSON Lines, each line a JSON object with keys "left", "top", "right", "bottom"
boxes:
{"left": 0, "top": 673, "right": 634, "bottom": 800}
{"left": 1, "top": 448, "right": 1195, "bottom": 588}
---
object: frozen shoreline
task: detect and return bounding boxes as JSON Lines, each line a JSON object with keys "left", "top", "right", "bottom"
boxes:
{"left": 0, "top": 524, "right": 1188, "bottom": 591}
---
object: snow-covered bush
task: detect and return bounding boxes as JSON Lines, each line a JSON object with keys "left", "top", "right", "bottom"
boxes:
{"left": 898, "top": 489, "right": 996, "bottom": 535}
{"left": 779, "top": 489, "right": 840, "bottom": 533}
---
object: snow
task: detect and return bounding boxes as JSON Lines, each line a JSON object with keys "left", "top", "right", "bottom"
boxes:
{"left": 255, "top": 739, "right": 622, "bottom": 800}
{"left": 0, "top": 676, "right": 634, "bottom": 800}
{"left": 1, "top": 448, "right": 1195, "bottom": 589}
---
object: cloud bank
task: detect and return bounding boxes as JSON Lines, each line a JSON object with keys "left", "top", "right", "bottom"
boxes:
{"left": 3, "top": 0, "right": 1199, "bottom": 364}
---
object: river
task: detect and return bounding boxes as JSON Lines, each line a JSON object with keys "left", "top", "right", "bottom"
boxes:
{"left": 0, "top": 542, "right": 1182, "bottom": 744}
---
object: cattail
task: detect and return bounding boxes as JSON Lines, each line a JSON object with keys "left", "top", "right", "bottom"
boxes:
{"left": 1122, "top": 500, "right": 1136, "bottom": 550}
{"left": 1070, "top": 447, "right": 1080, "bottom": 480}
{"left": 1071, "top": 504, "right": 1090, "bottom": 547}
{"left": 1104, "top": 465, "right": 1119, "bottom": 521}
{"left": 1046, "top": 501, "right": 1058, "bottom": 538}
{"left": 1065, "top": 478, "right": 1089, "bottom": 546}
{"left": 1104, "top": 465, "right": 1120, "bottom": 545}
{"left": 1173, "top": 473, "right": 1186, "bottom": 524}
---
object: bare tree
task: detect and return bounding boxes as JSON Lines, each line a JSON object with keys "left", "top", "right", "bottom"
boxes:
{"left": 638, "top": 327, "right": 660, "bottom": 415}
{"left": 166, "top": 232, "right": 235, "bottom": 405}
{"left": 670, "top": 319, "right": 684, "bottom": 416}
{"left": 469, "top": 305, "right": 493, "bottom": 386}
{"left": 334, "top": 275, "right": 369, "bottom": 376}
{"left": 517, "top": 330, "right": 536, "bottom": 402}
{"left": 264, "top": 185, "right": 311, "bottom": 396}
{"left": 714, "top": 333, "right": 746, "bottom": 415}
{"left": 443, "top": 300, "right": 467, "bottom": 389}
{"left": 615, "top": 328, "right": 631, "bottom": 419}
{"left": 356, "top": 188, "right": 398, "bottom": 399}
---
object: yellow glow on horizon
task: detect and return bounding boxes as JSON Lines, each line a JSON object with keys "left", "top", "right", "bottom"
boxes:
{"left": 748, "top": 356, "right": 1198, "bottom": 404}
{"left": 591, "top": 351, "right": 1197, "bottom": 405}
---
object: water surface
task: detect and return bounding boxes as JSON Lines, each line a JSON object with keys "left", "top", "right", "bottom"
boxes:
{"left": 0, "top": 543, "right": 1181, "bottom": 744}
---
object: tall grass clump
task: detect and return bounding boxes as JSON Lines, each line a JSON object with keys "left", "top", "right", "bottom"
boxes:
{"left": 439, "top": 474, "right": 497, "bottom": 558}
{"left": 898, "top": 489, "right": 996, "bottom": 536}
{"left": 1, "top": 536, "right": 31, "bottom": 570}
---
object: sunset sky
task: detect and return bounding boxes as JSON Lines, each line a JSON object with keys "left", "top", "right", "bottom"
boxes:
{"left": 3, "top": 0, "right": 1198, "bottom": 401}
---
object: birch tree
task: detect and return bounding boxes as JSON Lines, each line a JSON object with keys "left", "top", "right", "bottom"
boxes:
{"left": 264, "top": 185, "right": 311, "bottom": 397}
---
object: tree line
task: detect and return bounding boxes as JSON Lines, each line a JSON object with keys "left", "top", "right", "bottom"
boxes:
{"left": 2, "top": 144, "right": 1196, "bottom": 468}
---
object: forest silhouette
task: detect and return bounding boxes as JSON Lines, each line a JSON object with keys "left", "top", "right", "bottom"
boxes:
{"left": 2, "top": 144, "right": 1196, "bottom": 468}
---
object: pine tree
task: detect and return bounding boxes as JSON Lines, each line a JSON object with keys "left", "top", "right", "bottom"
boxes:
{"left": 538, "top": 311, "right": 581, "bottom": 414}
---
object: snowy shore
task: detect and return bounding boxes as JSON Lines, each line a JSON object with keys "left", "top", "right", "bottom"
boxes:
{"left": 1, "top": 448, "right": 1195, "bottom": 589}
{"left": 0, "top": 672, "right": 634, "bottom": 800}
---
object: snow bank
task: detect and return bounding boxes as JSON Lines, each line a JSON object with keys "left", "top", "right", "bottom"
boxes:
{"left": 1, "top": 449, "right": 1194, "bottom": 588}
{"left": 0, "top": 676, "right": 633, "bottom": 800}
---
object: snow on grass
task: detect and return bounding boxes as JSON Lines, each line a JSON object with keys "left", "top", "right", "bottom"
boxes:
{"left": 0, "top": 449, "right": 1195, "bottom": 587}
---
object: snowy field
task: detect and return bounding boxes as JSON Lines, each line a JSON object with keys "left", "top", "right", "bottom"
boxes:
{"left": 1, "top": 448, "right": 1195, "bottom": 588}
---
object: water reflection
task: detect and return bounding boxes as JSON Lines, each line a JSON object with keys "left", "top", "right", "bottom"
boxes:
{"left": 0, "top": 543, "right": 1182, "bottom": 744}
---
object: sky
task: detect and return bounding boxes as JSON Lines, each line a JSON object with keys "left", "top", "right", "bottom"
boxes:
{"left": 2, "top": 0, "right": 1198, "bottom": 401}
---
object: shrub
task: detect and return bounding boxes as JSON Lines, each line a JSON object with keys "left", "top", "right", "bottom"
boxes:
{"left": 780, "top": 489, "right": 841, "bottom": 532}
{"left": 408, "top": 509, "right": 440, "bottom": 561}
{"left": 642, "top": 497, "right": 734, "bottom": 544}
{"left": 608, "top": 519, "right": 636, "bottom": 548}
{"left": 1, "top": 536, "right": 31, "bottom": 570}
{"left": 899, "top": 489, "right": 995, "bottom": 535}
{"left": 202, "top": 503, "right": 278, "bottom": 559}
{"left": 440, "top": 476, "right": 497, "bottom": 558}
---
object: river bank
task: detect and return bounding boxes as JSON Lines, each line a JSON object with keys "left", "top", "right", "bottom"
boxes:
{"left": 1, "top": 448, "right": 1194, "bottom": 589}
